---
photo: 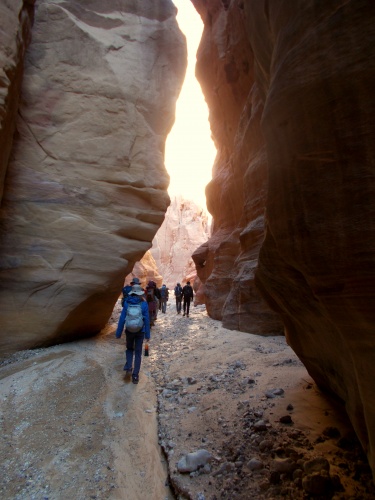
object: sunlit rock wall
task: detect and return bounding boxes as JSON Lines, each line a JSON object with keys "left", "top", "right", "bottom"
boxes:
{"left": 0, "top": 0, "right": 186, "bottom": 355}
{"left": 151, "top": 195, "right": 210, "bottom": 288}
{"left": 192, "top": 0, "right": 375, "bottom": 477}
{"left": 127, "top": 250, "right": 163, "bottom": 289}
{"left": 191, "top": 0, "right": 283, "bottom": 335}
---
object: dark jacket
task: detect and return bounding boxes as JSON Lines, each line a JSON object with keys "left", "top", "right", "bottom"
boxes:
{"left": 116, "top": 295, "right": 150, "bottom": 339}
{"left": 182, "top": 284, "right": 194, "bottom": 300}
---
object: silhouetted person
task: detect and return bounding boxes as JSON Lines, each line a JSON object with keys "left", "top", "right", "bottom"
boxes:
{"left": 182, "top": 281, "right": 194, "bottom": 317}
{"left": 174, "top": 282, "right": 183, "bottom": 314}
{"left": 160, "top": 284, "right": 169, "bottom": 313}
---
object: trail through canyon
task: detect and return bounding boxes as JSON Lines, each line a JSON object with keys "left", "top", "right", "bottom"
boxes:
{"left": 0, "top": 302, "right": 373, "bottom": 499}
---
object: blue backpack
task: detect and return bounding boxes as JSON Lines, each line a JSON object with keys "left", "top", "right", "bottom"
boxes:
{"left": 125, "top": 303, "right": 144, "bottom": 332}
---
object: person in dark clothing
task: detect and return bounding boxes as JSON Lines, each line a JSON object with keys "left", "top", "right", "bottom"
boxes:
{"left": 116, "top": 284, "right": 150, "bottom": 384}
{"left": 182, "top": 281, "right": 194, "bottom": 317}
{"left": 160, "top": 284, "right": 169, "bottom": 313}
{"left": 174, "top": 282, "right": 183, "bottom": 314}
{"left": 145, "top": 280, "right": 158, "bottom": 325}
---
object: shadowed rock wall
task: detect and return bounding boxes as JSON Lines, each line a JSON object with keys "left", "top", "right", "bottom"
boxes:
{"left": 0, "top": 0, "right": 186, "bottom": 355}
{"left": 191, "top": 0, "right": 283, "bottom": 335}
{"left": 192, "top": 0, "right": 375, "bottom": 477}
{"left": 0, "top": 0, "right": 35, "bottom": 202}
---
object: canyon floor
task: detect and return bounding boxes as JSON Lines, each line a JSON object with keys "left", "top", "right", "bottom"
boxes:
{"left": 0, "top": 302, "right": 374, "bottom": 500}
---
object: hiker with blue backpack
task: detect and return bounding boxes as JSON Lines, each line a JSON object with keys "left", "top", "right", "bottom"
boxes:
{"left": 160, "top": 284, "right": 169, "bottom": 313}
{"left": 116, "top": 284, "right": 150, "bottom": 385}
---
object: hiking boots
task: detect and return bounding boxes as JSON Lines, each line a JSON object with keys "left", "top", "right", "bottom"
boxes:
{"left": 132, "top": 375, "right": 139, "bottom": 384}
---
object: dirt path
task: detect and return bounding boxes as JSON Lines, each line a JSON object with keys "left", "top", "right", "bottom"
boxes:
{"left": 0, "top": 301, "right": 373, "bottom": 499}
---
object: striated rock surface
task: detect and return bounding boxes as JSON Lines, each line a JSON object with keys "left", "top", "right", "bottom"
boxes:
{"left": 0, "top": 0, "right": 186, "bottom": 355}
{"left": 0, "top": 0, "right": 35, "bottom": 202}
{"left": 151, "top": 195, "right": 210, "bottom": 288}
{"left": 191, "top": 0, "right": 283, "bottom": 335}
{"left": 192, "top": 0, "right": 375, "bottom": 478}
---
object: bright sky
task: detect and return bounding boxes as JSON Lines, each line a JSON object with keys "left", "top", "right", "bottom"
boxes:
{"left": 166, "top": 0, "right": 217, "bottom": 211}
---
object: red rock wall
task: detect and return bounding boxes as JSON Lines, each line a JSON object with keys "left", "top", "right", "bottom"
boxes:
{"left": 191, "top": 0, "right": 283, "bottom": 335}
{"left": 192, "top": 0, "right": 375, "bottom": 476}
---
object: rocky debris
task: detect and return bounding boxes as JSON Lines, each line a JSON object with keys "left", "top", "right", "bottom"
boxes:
{"left": 148, "top": 306, "right": 374, "bottom": 499}
{"left": 177, "top": 450, "right": 213, "bottom": 474}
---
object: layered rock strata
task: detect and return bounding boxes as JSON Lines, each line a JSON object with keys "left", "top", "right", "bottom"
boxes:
{"left": 0, "top": 0, "right": 186, "bottom": 355}
{"left": 192, "top": 0, "right": 375, "bottom": 477}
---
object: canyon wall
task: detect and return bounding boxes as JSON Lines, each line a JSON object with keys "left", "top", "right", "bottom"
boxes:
{"left": 0, "top": 0, "right": 186, "bottom": 355}
{"left": 127, "top": 250, "right": 163, "bottom": 289}
{"left": 151, "top": 195, "right": 210, "bottom": 288}
{"left": 192, "top": 0, "right": 375, "bottom": 477}
{"left": 191, "top": 0, "right": 283, "bottom": 335}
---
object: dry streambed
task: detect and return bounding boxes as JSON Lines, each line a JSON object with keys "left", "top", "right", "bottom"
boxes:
{"left": 0, "top": 302, "right": 373, "bottom": 500}
{"left": 150, "top": 304, "right": 374, "bottom": 500}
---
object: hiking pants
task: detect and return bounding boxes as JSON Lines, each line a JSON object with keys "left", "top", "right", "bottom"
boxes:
{"left": 175, "top": 297, "right": 182, "bottom": 313}
{"left": 124, "top": 329, "right": 144, "bottom": 376}
{"left": 161, "top": 298, "right": 167, "bottom": 313}
{"left": 183, "top": 298, "right": 191, "bottom": 315}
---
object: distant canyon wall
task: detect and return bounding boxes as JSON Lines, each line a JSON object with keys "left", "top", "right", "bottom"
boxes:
{"left": 192, "top": 0, "right": 375, "bottom": 477}
{"left": 151, "top": 195, "right": 210, "bottom": 288}
{"left": 0, "top": 0, "right": 186, "bottom": 355}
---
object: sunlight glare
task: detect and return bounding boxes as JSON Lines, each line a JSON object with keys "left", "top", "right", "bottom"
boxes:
{"left": 166, "top": 0, "right": 216, "bottom": 212}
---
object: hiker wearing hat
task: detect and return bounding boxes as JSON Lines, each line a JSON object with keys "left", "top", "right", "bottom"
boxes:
{"left": 120, "top": 277, "right": 141, "bottom": 307}
{"left": 174, "top": 282, "right": 183, "bottom": 314}
{"left": 182, "top": 281, "right": 194, "bottom": 317}
{"left": 115, "top": 283, "right": 150, "bottom": 384}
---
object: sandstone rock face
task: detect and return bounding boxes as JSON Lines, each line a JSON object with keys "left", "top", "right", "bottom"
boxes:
{"left": 151, "top": 195, "right": 210, "bottom": 288}
{"left": 192, "top": 0, "right": 375, "bottom": 477}
{"left": 127, "top": 250, "right": 163, "bottom": 289}
{"left": 0, "top": 0, "right": 186, "bottom": 355}
{"left": 191, "top": 0, "right": 283, "bottom": 335}
{"left": 0, "top": 0, "right": 35, "bottom": 202}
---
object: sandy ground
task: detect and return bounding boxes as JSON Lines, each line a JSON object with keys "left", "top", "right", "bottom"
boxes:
{"left": 0, "top": 301, "right": 374, "bottom": 499}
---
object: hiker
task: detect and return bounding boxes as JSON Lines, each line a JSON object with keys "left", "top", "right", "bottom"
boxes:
{"left": 115, "top": 284, "right": 150, "bottom": 384}
{"left": 145, "top": 280, "right": 158, "bottom": 326}
{"left": 160, "top": 284, "right": 169, "bottom": 313}
{"left": 121, "top": 277, "right": 141, "bottom": 306}
{"left": 182, "top": 281, "right": 194, "bottom": 317}
{"left": 154, "top": 284, "right": 161, "bottom": 317}
{"left": 174, "top": 282, "right": 183, "bottom": 314}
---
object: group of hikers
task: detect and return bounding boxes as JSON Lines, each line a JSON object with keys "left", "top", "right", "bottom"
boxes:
{"left": 116, "top": 278, "right": 194, "bottom": 384}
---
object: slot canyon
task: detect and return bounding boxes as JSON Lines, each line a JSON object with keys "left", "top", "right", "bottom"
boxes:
{"left": 1, "top": 0, "right": 374, "bottom": 491}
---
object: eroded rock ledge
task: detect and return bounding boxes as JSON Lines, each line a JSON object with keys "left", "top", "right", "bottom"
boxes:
{"left": 191, "top": 0, "right": 375, "bottom": 478}
{"left": 0, "top": 0, "right": 186, "bottom": 355}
